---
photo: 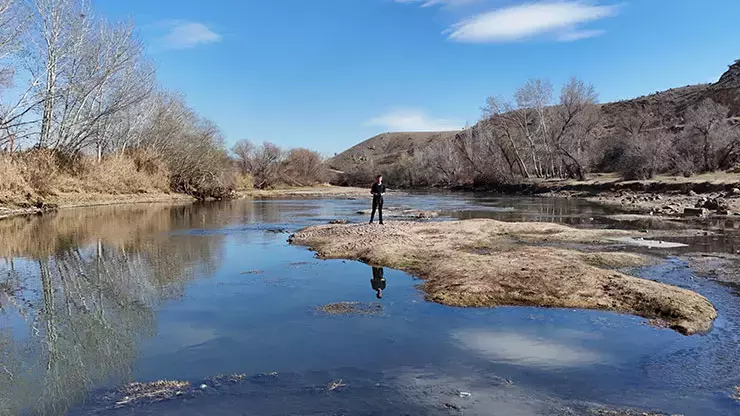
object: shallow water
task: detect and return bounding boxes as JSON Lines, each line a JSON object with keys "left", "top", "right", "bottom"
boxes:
{"left": 1, "top": 194, "right": 739, "bottom": 415}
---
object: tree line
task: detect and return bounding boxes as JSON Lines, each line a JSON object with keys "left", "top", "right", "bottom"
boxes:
{"left": 0, "top": 0, "right": 328, "bottom": 201}
{"left": 350, "top": 72, "right": 740, "bottom": 188}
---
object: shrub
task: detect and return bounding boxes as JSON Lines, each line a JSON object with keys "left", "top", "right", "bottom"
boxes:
{"left": 235, "top": 173, "right": 254, "bottom": 191}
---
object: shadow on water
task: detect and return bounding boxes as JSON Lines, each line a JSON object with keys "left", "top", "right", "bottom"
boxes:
{"left": 1, "top": 196, "right": 740, "bottom": 415}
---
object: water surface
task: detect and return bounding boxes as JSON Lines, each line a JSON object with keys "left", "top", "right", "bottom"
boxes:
{"left": 1, "top": 194, "right": 739, "bottom": 415}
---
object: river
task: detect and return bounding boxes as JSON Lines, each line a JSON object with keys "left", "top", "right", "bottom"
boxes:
{"left": 1, "top": 194, "right": 739, "bottom": 415}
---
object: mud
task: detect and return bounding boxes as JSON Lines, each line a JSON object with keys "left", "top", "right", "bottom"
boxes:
{"left": 683, "top": 253, "right": 740, "bottom": 285}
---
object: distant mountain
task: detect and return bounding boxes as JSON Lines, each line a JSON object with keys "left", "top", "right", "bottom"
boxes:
{"left": 328, "top": 61, "right": 740, "bottom": 184}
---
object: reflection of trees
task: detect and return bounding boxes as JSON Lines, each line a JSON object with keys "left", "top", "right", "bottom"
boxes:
{"left": 0, "top": 204, "right": 226, "bottom": 415}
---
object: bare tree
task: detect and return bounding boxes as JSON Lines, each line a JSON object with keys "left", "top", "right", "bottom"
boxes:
{"left": 250, "top": 141, "right": 283, "bottom": 188}
{"left": 684, "top": 98, "right": 730, "bottom": 171}
{"left": 514, "top": 79, "right": 554, "bottom": 177}
{"left": 0, "top": 0, "right": 29, "bottom": 151}
{"left": 232, "top": 139, "right": 254, "bottom": 174}
{"left": 284, "top": 148, "right": 327, "bottom": 185}
{"left": 481, "top": 97, "right": 529, "bottom": 178}
{"left": 549, "top": 77, "right": 600, "bottom": 179}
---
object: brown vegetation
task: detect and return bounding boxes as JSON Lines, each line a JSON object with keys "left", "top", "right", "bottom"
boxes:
{"left": 290, "top": 220, "right": 717, "bottom": 335}
{"left": 330, "top": 61, "right": 740, "bottom": 189}
{"left": 0, "top": 0, "right": 237, "bottom": 201}
{"left": 0, "top": 0, "right": 332, "bottom": 206}
{"left": 0, "top": 149, "right": 170, "bottom": 205}
{"left": 239, "top": 185, "right": 370, "bottom": 199}
{"left": 232, "top": 140, "right": 329, "bottom": 189}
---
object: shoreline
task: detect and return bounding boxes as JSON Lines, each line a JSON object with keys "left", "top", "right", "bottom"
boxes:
{"left": 4, "top": 172, "right": 740, "bottom": 222}
{"left": 0, "top": 185, "right": 382, "bottom": 222}
{"left": 237, "top": 185, "right": 379, "bottom": 199}
{"left": 404, "top": 172, "right": 740, "bottom": 218}
{"left": 0, "top": 192, "right": 195, "bottom": 221}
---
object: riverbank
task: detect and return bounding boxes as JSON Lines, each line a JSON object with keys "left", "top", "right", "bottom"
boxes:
{"left": 483, "top": 172, "right": 740, "bottom": 217}
{"left": 238, "top": 185, "right": 384, "bottom": 199}
{"left": 290, "top": 219, "right": 717, "bottom": 335}
{"left": 0, "top": 192, "right": 194, "bottom": 221}
{"left": 0, "top": 185, "right": 377, "bottom": 222}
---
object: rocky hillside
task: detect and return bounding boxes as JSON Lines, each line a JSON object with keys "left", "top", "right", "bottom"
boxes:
{"left": 329, "top": 61, "right": 740, "bottom": 182}
{"left": 707, "top": 59, "right": 740, "bottom": 115}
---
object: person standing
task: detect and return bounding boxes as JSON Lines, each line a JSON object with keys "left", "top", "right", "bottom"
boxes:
{"left": 369, "top": 175, "right": 385, "bottom": 225}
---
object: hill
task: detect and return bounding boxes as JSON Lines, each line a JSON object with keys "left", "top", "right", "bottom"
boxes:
{"left": 329, "top": 60, "right": 740, "bottom": 185}
{"left": 327, "top": 131, "right": 460, "bottom": 176}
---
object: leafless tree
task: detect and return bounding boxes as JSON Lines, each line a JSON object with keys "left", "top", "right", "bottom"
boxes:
{"left": 284, "top": 148, "right": 327, "bottom": 185}
{"left": 232, "top": 139, "right": 254, "bottom": 175}
{"left": 684, "top": 98, "right": 730, "bottom": 171}
{"left": 481, "top": 97, "right": 529, "bottom": 178}
{"left": 0, "top": 0, "right": 29, "bottom": 151}
{"left": 548, "top": 77, "right": 600, "bottom": 179}
{"left": 250, "top": 141, "right": 283, "bottom": 188}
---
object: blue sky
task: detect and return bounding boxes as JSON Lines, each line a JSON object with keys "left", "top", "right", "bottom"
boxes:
{"left": 98, "top": 0, "right": 740, "bottom": 155}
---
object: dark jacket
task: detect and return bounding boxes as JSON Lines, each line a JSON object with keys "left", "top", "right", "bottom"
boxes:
{"left": 371, "top": 183, "right": 386, "bottom": 196}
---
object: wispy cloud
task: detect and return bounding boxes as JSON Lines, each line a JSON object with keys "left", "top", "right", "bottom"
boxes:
{"left": 395, "top": 0, "right": 481, "bottom": 7}
{"left": 556, "top": 28, "right": 605, "bottom": 42}
{"left": 367, "top": 108, "right": 461, "bottom": 132}
{"left": 447, "top": 2, "right": 619, "bottom": 43}
{"left": 157, "top": 21, "right": 222, "bottom": 50}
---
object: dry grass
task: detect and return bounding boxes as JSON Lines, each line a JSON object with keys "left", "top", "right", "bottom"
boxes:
{"left": 240, "top": 185, "right": 373, "bottom": 199}
{"left": 0, "top": 153, "right": 36, "bottom": 202}
{"left": 0, "top": 150, "right": 169, "bottom": 203}
{"left": 234, "top": 173, "right": 254, "bottom": 191}
{"left": 0, "top": 150, "right": 178, "bottom": 221}
{"left": 290, "top": 219, "right": 717, "bottom": 335}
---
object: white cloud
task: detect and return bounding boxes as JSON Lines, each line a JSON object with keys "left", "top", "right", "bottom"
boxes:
{"left": 366, "top": 108, "right": 461, "bottom": 132}
{"left": 395, "top": 0, "right": 481, "bottom": 7}
{"left": 447, "top": 2, "right": 619, "bottom": 43}
{"left": 557, "top": 28, "right": 605, "bottom": 42}
{"left": 159, "top": 21, "right": 222, "bottom": 50}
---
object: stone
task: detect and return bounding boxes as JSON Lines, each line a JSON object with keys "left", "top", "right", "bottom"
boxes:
{"left": 683, "top": 207, "right": 708, "bottom": 217}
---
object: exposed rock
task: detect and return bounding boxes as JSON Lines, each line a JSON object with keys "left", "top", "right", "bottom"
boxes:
{"left": 683, "top": 207, "right": 708, "bottom": 217}
{"left": 695, "top": 197, "right": 730, "bottom": 211}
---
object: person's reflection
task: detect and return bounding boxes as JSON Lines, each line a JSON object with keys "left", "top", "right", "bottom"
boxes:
{"left": 371, "top": 267, "right": 386, "bottom": 299}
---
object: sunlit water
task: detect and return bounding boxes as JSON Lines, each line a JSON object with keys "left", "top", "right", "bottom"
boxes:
{"left": 1, "top": 194, "right": 739, "bottom": 415}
